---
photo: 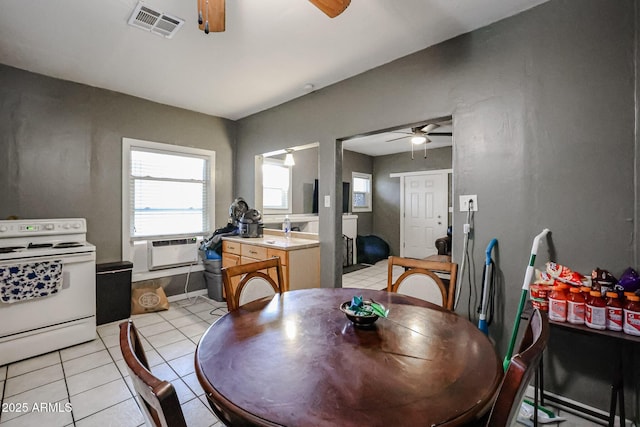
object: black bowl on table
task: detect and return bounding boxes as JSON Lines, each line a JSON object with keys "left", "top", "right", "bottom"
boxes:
{"left": 340, "top": 301, "right": 379, "bottom": 328}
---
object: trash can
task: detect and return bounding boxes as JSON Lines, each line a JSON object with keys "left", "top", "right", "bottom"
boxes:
{"left": 96, "top": 261, "right": 134, "bottom": 325}
{"left": 203, "top": 258, "right": 223, "bottom": 302}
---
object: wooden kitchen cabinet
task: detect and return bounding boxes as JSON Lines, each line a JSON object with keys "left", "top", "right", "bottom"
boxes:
{"left": 221, "top": 231, "right": 320, "bottom": 291}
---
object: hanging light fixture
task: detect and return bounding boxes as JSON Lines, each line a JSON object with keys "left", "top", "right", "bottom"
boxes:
{"left": 411, "top": 135, "right": 427, "bottom": 145}
{"left": 410, "top": 139, "right": 428, "bottom": 160}
{"left": 284, "top": 149, "right": 295, "bottom": 166}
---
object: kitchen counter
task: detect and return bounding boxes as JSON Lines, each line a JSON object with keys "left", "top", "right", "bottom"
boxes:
{"left": 221, "top": 229, "right": 318, "bottom": 251}
{"left": 221, "top": 229, "right": 320, "bottom": 291}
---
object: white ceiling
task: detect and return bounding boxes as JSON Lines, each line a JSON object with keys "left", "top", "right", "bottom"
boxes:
{"left": 343, "top": 121, "right": 453, "bottom": 157}
{"left": 0, "top": 0, "right": 547, "bottom": 121}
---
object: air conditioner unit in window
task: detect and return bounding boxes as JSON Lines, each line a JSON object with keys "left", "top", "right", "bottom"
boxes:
{"left": 147, "top": 237, "right": 198, "bottom": 270}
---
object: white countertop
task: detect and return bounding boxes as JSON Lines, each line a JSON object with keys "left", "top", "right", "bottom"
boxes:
{"left": 222, "top": 231, "right": 319, "bottom": 250}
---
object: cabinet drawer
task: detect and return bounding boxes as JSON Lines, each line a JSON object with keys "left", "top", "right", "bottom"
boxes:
{"left": 241, "top": 244, "right": 267, "bottom": 259}
{"left": 222, "top": 240, "right": 241, "bottom": 255}
{"left": 240, "top": 256, "right": 263, "bottom": 265}
{"left": 222, "top": 253, "right": 241, "bottom": 268}
{"left": 267, "top": 248, "right": 288, "bottom": 265}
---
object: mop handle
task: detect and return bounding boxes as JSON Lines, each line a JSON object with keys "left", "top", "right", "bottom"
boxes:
{"left": 503, "top": 228, "right": 549, "bottom": 371}
{"left": 521, "top": 228, "right": 550, "bottom": 291}
{"left": 485, "top": 238, "right": 498, "bottom": 267}
{"left": 478, "top": 239, "right": 498, "bottom": 334}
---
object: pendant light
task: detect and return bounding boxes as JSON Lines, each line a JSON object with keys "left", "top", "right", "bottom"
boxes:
{"left": 284, "top": 149, "right": 295, "bottom": 166}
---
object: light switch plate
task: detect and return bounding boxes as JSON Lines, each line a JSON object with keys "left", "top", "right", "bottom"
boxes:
{"left": 324, "top": 195, "right": 331, "bottom": 208}
{"left": 459, "top": 195, "right": 478, "bottom": 212}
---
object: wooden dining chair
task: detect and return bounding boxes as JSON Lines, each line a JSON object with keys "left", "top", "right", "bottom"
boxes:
{"left": 119, "top": 320, "right": 187, "bottom": 427}
{"left": 221, "top": 257, "right": 284, "bottom": 311}
{"left": 484, "top": 309, "right": 549, "bottom": 427}
{"left": 386, "top": 256, "right": 458, "bottom": 310}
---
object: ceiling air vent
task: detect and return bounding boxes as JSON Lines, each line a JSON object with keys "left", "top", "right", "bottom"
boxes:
{"left": 128, "top": 2, "right": 184, "bottom": 39}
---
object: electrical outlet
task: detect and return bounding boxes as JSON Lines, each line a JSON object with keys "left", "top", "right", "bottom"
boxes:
{"left": 459, "top": 195, "right": 478, "bottom": 212}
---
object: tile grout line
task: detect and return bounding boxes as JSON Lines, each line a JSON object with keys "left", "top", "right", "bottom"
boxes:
{"left": 56, "top": 350, "right": 77, "bottom": 426}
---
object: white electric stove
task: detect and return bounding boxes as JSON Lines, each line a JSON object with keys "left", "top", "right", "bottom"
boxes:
{"left": 0, "top": 218, "right": 97, "bottom": 366}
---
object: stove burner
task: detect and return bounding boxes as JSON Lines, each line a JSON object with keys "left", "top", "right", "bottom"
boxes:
{"left": 54, "top": 242, "right": 84, "bottom": 248}
{"left": 28, "top": 243, "right": 54, "bottom": 249}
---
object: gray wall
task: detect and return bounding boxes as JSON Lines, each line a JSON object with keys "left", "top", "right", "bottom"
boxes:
{"left": 373, "top": 146, "right": 452, "bottom": 255}
{"left": 0, "top": 64, "right": 236, "bottom": 268}
{"left": 291, "top": 146, "right": 318, "bottom": 214}
{"left": 236, "top": 0, "right": 637, "bottom": 414}
{"left": 343, "top": 149, "right": 374, "bottom": 234}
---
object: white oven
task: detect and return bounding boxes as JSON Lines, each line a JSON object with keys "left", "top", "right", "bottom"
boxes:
{"left": 0, "top": 218, "right": 96, "bottom": 366}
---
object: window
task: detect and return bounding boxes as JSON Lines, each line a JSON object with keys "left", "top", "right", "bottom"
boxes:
{"left": 262, "top": 158, "right": 292, "bottom": 213}
{"left": 352, "top": 172, "right": 372, "bottom": 212}
{"left": 122, "top": 138, "right": 215, "bottom": 239}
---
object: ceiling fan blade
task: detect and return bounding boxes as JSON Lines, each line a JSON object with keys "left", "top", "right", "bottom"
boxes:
{"left": 386, "top": 135, "right": 410, "bottom": 143}
{"left": 198, "top": 0, "right": 225, "bottom": 33}
{"left": 308, "top": 0, "right": 351, "bottom": 18}
{"left": 420, "top": 123, "right": 440, "bottom": 134}
{"left": 425, "top": 132, "right": 452, "bottom": 137}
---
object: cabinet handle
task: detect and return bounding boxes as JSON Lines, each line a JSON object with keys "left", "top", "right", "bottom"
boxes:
{"left": 250, "top": 250, "right": 257, "bottom": 255}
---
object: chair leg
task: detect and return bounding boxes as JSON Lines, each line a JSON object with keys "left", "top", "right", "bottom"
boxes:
{"left": 534, "top": 365, "right": 539, "bottom": 427}
{"left": 608, "top": 343, "right": 625, "bottom": 427}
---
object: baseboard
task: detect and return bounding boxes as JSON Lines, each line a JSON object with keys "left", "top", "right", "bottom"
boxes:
{"left": 167, "top": 289, "right": 207, "bottom": 303}
{"left": 525, "top": 385, "right": 634, "bottom": 427}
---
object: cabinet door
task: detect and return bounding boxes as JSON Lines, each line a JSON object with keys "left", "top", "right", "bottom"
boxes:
{"left": 222, "top": 253, "right": 241, "bottom": 268}
{"left": 267, "top": 248, "right": 289, "bottom": 291}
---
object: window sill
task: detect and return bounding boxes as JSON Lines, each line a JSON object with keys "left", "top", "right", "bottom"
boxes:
{"left": 132, "top": 263, "right": 204, "bottom": 283}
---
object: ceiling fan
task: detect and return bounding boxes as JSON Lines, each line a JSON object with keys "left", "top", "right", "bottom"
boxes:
{"left": 197, "top": 0, "right": 351, "bottom": 34}
{"left": 386, "top": 123, "right": 453, "bottom": 159}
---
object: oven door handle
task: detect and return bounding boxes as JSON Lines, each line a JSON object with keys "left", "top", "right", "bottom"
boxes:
{"left": 0, "top": 252, "right": 96, "bottom": 267}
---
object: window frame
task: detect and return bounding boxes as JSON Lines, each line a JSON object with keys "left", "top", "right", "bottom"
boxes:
{"left": 121, "top": 137, "right": 215, "bottom": 243}
{"left": 261, "top": 157, "right": 293, "bottom": 214}
{"left": 351, "top": 171, "right": 372, "bottom": 213}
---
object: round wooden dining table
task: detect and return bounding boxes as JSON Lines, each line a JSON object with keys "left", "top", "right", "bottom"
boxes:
{"left": 195, "top": 288, "right": 503, "bottom": 427}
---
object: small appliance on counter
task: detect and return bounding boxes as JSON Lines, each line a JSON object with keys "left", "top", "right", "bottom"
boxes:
{"left": 239, "top": 208, "right": 263, "bottom": 238}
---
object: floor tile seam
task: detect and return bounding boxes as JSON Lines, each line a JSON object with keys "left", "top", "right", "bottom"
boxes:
{"left": 136, "top": 322, "right": 176, "bottom": 338}
{"left": 82, "top": 335, "right": 131, "bottom": 386}
{"left": 180, "top": 379, "right": 204, "bottom": 399}
{"left": 3, "top": 366, "right": 66, "bottom": 399}
{"left": 63, "top": 357, "right": 115, "bottom": 379}
{"left": 66, "top": 365, "right": 131, "bottom": 398}
{"left": 71, "top": 385, "right": 134, "bottom": 423}
{"left": 140, "top": 336, "right": 190, "bottom": 382}
{"left": 59, "top": 343, "right": 110, "bottom": 365}
{"left": 57, "top": 349, "right": 78, "bottom": 426}
{"left": 5, "top": 352, "right": 63, "bottom": 380}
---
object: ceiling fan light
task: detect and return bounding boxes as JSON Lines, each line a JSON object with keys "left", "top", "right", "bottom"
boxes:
{"left": 284, "top": 151, "right": 295, "bottom": 166}
{"left": 411, "top": 135, "right": 427, "bottom": 145}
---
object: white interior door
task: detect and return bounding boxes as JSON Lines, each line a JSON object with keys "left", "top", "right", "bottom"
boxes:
{"left": 401, "top": 172, "right": 448, "bottom": 258}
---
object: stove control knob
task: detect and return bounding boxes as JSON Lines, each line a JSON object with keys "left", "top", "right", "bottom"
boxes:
{"left": 63, "top": 224, "right": 71, "bottom": 229}
{"left": 72, "top": 223, "right": 81, "bottom": 229}
{"left": 45, "top": 224, "right": 54, "bottom": 230}
{"left": 0, "top": 225, "right": 7, "bottom": 232}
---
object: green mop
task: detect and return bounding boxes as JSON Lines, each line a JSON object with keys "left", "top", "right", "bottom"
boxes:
{"left": 503, "top": 229, "right": 562, "bottom": 425}
{"left": 503, "top": 228, "right": 549, "bottom": 371}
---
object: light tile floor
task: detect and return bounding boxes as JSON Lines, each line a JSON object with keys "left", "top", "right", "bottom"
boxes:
{"left": 0, "top": 296, "right": 228, "bottom": 427}
{"left": 0, "top": 262, "right": 607, "bottom": 427}
{"left": 342, "top": 259, "right": 396, "bottom": 290}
